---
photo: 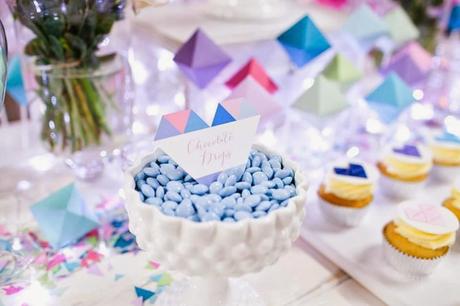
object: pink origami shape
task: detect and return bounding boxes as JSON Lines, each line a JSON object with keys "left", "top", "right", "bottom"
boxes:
{"left": 404, "top": 204, "right": 444, "bottom": 226}
{"left": 225, "top": 58, "right": 278, "bottom": 94}
{"left": 226, "top": 77, "right": 283, "bottom": 128}
{"left": 155, "top": 109, "right": 209, "bottom": 140}
{"left": 381, "top": 42, "right": 432, "bottom": 85}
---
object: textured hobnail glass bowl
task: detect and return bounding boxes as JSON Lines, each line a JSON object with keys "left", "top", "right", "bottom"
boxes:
{"left": 123, "top": 144, "right": 308, "bottom": 305}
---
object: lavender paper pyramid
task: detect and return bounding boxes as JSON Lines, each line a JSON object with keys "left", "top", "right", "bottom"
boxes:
{"left": 174, "top": 29, "right": 232, "bottom": 89}
{"left": 381, "top": 42, "right": 432, "bottom": 85}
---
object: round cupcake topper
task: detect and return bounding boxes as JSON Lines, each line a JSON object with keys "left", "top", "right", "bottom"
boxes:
{"left": 398, "top": 201, "right": 459, "bottom": 235}
{"left": 384, "top": 143, "right": 432, "bottom": 164}
{"left": 327, "top": 160, "right": 378, "bottom": 185}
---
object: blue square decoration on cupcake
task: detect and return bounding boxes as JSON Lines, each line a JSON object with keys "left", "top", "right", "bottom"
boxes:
{"left": 334, "top": 163, "right": 367, "bottom": 178}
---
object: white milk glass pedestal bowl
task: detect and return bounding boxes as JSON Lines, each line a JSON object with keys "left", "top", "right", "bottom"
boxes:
{"left": 123, "top": 144, "right": 308, "bottom": 306}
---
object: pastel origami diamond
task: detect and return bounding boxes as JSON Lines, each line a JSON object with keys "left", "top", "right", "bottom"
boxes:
{"left": 435, "top": 131, "right": 460, "bottom": 145}
{"left": 277, "top": 15, "right": 331, "bottom": 67}
{"left": 381, "top": 42, "right": 432, "bottom": 85}
{"left": 322, "top": 53, "right": 362, "bottom": 86}
{"left": 30, "top": 184, "right": 99, "bottom": 249}
{"left": 173, "top": 29, "right": 232, "bottom": 89}
{"left": 447, "top": 4, "right": 460, "bottom": 34}
{"left": 342, "top": 4, "right": 390, "bottom": 48}
{"left": 383, "top": 6, "right": 419, "bottom": 47}
{"left": 365, "top": 73, "right": 413, "bottom": 123}
{"left": 225, "top": 58, "right": 278, "bottom": 94}
{"left": 154, "top": 109, "right": 209, "bottom": 141}
{"left": 293, "top": 75, "right": 348, "bottom": 117}
{"left": 334, "top": 163, "right": 367, "bottom": 178}
{"left": 393, "top": 144, "right": 420, "bottom": 157}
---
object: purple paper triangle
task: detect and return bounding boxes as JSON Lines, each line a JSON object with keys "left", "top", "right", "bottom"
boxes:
{"left": 393, "top": 144, "right": 420, "bottom": 157}
{"left": 155, "top": 117, "right": 181, "bottom": 140}
{"left": 195, "top": 172, "right": 220, "bottom": 185}
{"left": 178, "top": 62, "right": 228, "bottom": 89}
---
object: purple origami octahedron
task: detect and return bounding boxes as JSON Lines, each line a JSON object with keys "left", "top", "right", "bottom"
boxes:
{"left": 173, "top": 29, "right": 232, "bottom": 89}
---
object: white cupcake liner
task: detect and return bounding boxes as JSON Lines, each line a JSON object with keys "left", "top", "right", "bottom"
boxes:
{"left": 318, "top": 197, "right": 370, "bottom": 227}
{"left": 382, "top": 236, "right": 445, "bottom": 278}
{"left": 432, "top": 164, "right": 460, "bottom": 182}
{"left": 379, "top": 175, "right": 426, "bottom": 200}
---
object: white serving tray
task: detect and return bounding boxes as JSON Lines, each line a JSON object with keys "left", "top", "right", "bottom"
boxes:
{"left": 300, "top": 180, "right": 460, "bottom": 306}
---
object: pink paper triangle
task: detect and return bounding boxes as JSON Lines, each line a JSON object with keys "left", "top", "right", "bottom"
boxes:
{"left": 221, "top": 98, "right": 244, "bottom": 118}
{"left": 165, "top": 110, "right": 191, "bottom": 133}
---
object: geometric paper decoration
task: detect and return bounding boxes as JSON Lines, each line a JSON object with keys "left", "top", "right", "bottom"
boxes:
{"left": 383, "top": 6, "right": 419, "bottom": 48}
{"left": 226, "top": 77, "right": 282, "bottom": 127}
{"left": 174, "top": 28, "right": 232, "bottom": 89}
{"left": 366, "top": 72, "right": 414, "bottom": 123}
{"left": 225, "top": 58, "right": 278, "bottom": 94}
{"left": 381, "top": 42, "right": 432, "bottom": 85}
{"left": 322, "top": 53, "right": 362, "bottom": 86}
{"left": 342, "top": 4, "right": 390, "bottom": 48}
{"left": 393, "top": 144, "right": 421, "bottom": 157}
{"left": 277, "top": 15, "right": 331, "bottom": 67}
{"left": 334, "top": 163, "right": 367, "bottom": 178}
{"left": 30, "top": 184, "right": 99, "bottom": 249}
{"left": 155, "top": 109, "right": 209, "bottom": 140}
{"left": 293, "top": 75, "right": 348, "bottom": 117}
{"left": 447, "top": 4, "right": 460, "bottom": 34}
{"left": 6, "top": 56, "right": 28, "bottom": 106}
{"left": 435, "top": 131, "right": 460, "bottom": 145}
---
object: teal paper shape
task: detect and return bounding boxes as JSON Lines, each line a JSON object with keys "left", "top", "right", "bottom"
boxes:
{"left": 184, "top": 111, "right": 208, "bottom": 133}
{"left": 366, "top": 73, "right": 413, "bottom": 123}
{"left": 383, "top": 6, "right": 419, "bottom": 47}
{"left": 343, "top": 5, "right": 389, "bottom": 47}
{"left": 30, "top": 184, "right": 99, "bottom": 249}
{"left": 212, "top": 104, "right": 235, "bottom": 126}
{"left": 293, "top": 75, "right": 348, "bottom": 117}
{"left": 6, "top": 56, "right": 28, "bottom": 106}
{"left": 277, "top": 15, "right": 331, "bottom": 67}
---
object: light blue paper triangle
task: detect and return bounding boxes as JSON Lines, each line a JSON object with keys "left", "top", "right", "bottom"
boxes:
{"left": 184, "top": 111, "right": 208, "bottom": 133}
{"left": 155, "top": 117, "right": 181, "bottom": 141}
{"left": 343, "top": 5, "right": 389, "bottom": 44}
{"left": 211, "top": 104, "right": 236, "bottom": 126}
{"left": 366, "top": 73, "right": 413, "bottom": 108}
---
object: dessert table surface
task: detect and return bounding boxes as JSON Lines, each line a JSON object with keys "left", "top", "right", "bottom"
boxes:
{"left": 0, "top": 3, "right": 389, "bottom": 305}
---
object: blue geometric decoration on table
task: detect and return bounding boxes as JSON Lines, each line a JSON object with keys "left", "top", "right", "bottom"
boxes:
{"left": 393, "top": 144, "right": 421, "bottom": 157}
{"left": 211, "top": 104, "right": 236, "bottom": 126}
{"left": 365, "top": 73, "right": 413, "bottom": 123}
{"left": 447, "top": 4, "right": 460, "bottom": 34}
{"left": 30, "top": 183, "right": 99, "bottom": 249}
{"left": 435, "top": 131, "right": 460, "bottom": 144}
{"left": 334, "top": 163, "right": 367, "bottom": 178}
{"left": 134, "top": 286, "right": 155, "bottom": 302}
{"left": 277, "top": 15, "right": 331, "bottom": 67}
{"left": 6, "top": 56, "right": 28, "bottom": 106}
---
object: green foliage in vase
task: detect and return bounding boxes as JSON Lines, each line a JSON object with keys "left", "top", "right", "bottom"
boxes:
{"left": 12, "top": 0, "right": 127, "bottom": 153}
{"left": 394, "top": 0, "right": 445, "bottom": 53}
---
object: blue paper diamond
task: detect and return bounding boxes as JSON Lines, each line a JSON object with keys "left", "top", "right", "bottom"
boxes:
{"left": 30, "top": 184, "right": 99, "bottom": 249}
{"left": 448, "top": 5, "right": 460, "bottom": 33}
{"left": 277, "top": 15, "right": 331, "bottom": 67}
{"left": 393, "top": 144, "right": 420, "bottom": 157}
{"left": 334, "top": 163, "right": 367, "bottom": 178}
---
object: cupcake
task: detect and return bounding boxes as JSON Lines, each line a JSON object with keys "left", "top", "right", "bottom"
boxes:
{"left": 383, "top": 201, "right": 459, "bottom": 276}
{"left": 318, "top": 161, "right": 378, "bottom": 226}
{"left": 429, "top": 130, "right": 460, "bottom": 181}
{"left": 377, "top": 144, "right": 432, "bottom": 199}
{"left": 443, "top": 179, "right": 460, "bottom": 221}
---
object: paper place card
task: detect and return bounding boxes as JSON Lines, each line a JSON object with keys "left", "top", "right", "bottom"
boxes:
{"left": 154, "top": 101, "right": 260, "bottom": 184}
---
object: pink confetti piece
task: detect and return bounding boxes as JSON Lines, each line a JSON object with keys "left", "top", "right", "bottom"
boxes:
{"left": 0, "top": 225, "right": 11, "bottom": 237}
{"left": 3, "top": 285, "right": 24, "bottom": 295}
{"left": 87, "top": 264, "right": 104, "bottom": 277}
{"left": 81, "top": 250, "right": 103, "bottom": 267}
{"left": 148, "top": 260, "right": 160, "bottom": 270}
{"left": 47, "top": 253, "right": 66, "bottom": 270}
{"left": 405, "top": 205, "right": 444, "bottom": 226}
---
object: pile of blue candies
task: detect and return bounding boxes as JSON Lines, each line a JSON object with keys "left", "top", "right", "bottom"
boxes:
{"left": 133, "top": 149, "right": 297, "bottom": 223}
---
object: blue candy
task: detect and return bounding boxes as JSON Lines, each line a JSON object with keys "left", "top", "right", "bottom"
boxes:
{"left": 144, "top": 166, "right": 160, "bottom": 177}
{"left": 140, "top": 184, "right": 155, "bottom": 198}
{"left": 271, "top": 189, "right": 291, "bottom": 201}
{"left": 209, "top": 182, "right": 223, "bottom": 194}
{"left": 252, "top": 211, "right": 267, "bottom": 218}
{"left": 165, "top": 191, "right": 182, "bottom": 202}
{"left": 191, "top": 184, "right": 209, "bottom": 195}
{"left": 156, "top": 186, "right": 165, "bottom": 199}
{"left": 221, "top": 196, "right": 236, "bottom": 208}
{"left": 145, "top": 197, "right": 162, "bottom": 206}
{"left": 234, "top": 203, "right": 252, "bottom": 212}
{"left": 256, "top": 201, "right": 271, "bottom": 211}
{"left": 275, "top": 169, "right": 292, "bottom": 179}
{"left": 246, "top": 167, "right": 261, "bottom": 174}
{"left": 176, "top": 201, "right": 195, "bottom": 218}
{"left": 242, "top": 189, "right": 251, "bottom": 198}
{"left": 180, "top": 189, "right": 191, "bottom": 199}
{"left": 234, "top": 211, "right": 252, "bottom": 221}
{"left": 201, "top": 212, "right": 220, "bottom": 222}
{"left": 146, "top": 177, "right": 160, "bottom": 189}
{"left": 235, "top": 182, "right": 251, "bottom": 190}
{"left": 162, "top": 207, "right": 175, "bottom": 216}
{"left": 217, "top": 172, "right": 228, "bottom": 185}
{"left": 269, "top": 159, "right": 281, "bottom": 169}
{"left": 219, "top": 186, "right": 237, "bottom": 197}
{"left": 272, "top": 178, "right": 284, "bottom": 189}
{"left": 268, "top": 203, "right": 280, "bottom": 213}
{"left": 224, "top": 208, "right": 235, "bottom": 217}
{"left": 162, "top": 201, "right": 178, "bottom": 210}
{"left": 253, "top": 172, "right": 268, "bottom": 185}
{"left": 136, "top": 180, "right": 146, "bottom": 189}
{"left": 223, "top": 218, "right": 235, "bottom": 223}
{"left": 252, "top": 155, "right": 261, "bottom": 168}
{"left": 156, "top": 174, "right": 169, "bottom": 186}
{"left": 243, "top": 172, "right": 253, "bottom": 184}
{"left": 225, "top": 175, "right": 237, "bottom": 187}
{"left": 251, "top": 185, "right": 267, "bottom": 194}
{"left": 283, "top": 177, "right": 293, "bottom": 185}
{"left": 135, "top": 172, "right": 146, "bottom": 181}
{"left": 157, "top": 155, "right": 170, "bottom": 163}
{"left": 166, "top": 181, "right": 183, "bottom": 192}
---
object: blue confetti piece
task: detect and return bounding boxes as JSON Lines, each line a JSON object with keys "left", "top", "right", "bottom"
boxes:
{"left": 135, "top": 286, "right": 155, "bottom": 302}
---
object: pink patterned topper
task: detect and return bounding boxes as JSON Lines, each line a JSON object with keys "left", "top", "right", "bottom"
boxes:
{"left": 404, "top": 204, "right": 443, "bottom": 226}
{"left": 398, "top": 201, "right": 459, "bottom": 234}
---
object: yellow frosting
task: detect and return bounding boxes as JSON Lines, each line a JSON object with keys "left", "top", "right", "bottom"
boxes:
{"left": 327, "top": 177, "right": 373, "bottom": 200}
{"left": 431, "top": 145, "right": 460, "bottom": 164}
{"left": 451, "top": 187, "right": 460, "bottom": 210}
{"left": 394, "top": 218, "right": 456, "bottom": 250}
{"left": 383, "top": 156, "right": 431, "bottom": 179}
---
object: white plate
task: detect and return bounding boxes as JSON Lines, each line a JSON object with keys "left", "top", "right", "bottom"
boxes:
{"left": 300, "top": 180, "right": 460, "bottom": 306}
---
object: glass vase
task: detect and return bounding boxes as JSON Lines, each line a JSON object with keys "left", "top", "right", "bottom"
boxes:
{"left": 0, "top": 19, "right": 6, "bottom": 108}
{"left": 28, "top": 55, "right": 133, "bottom": 179}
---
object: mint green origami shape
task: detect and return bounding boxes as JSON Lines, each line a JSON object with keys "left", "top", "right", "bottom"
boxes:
{"left": 323, "top": 53, "right": 362, "bottom": 86}
{"left": 31, "top": 183, "right": 99, "bottom": 249}
{"left": 293, "top": 75, "right": 348, "bottom": 117}
{"left": 343, "top": 4, "right": 389, "bottom": 47}
{"left": 383, "top": 6, "right": 419, "bottom": 48}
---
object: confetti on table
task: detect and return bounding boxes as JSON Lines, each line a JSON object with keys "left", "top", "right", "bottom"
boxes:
{"left": 2, "top": 285, "right": 23, "bottom": 295}
{"left": 134, "top": 286, "right": 156, "bottom": 302}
